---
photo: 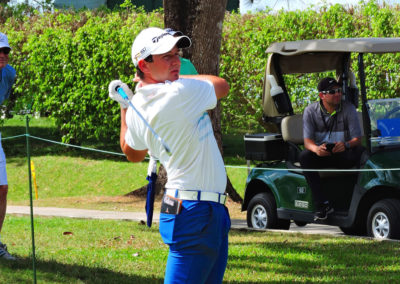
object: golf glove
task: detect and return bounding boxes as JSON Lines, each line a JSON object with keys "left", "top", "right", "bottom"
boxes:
{"left": 108, "top": 80, "right": 134, "bottom": 109}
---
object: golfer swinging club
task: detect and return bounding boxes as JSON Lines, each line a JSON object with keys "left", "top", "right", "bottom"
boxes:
{"left": 108, "top": 27, "right": 231, "bottom": 283}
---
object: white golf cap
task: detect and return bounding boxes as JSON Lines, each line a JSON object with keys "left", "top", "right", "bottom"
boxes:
{"left": 0, "top": 32, "right": 11, "bottom": 50}
{"left": 131, "top": 27, "right": 191, "bottom": 67}
{"left": 164, "top": 28, "right": 183, "bottom": 36}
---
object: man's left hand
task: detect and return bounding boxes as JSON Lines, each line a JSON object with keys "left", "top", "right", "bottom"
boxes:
{"left": 332, "top": 142, "right": 346, "bottom": 153}
{"left": 108, "top": 80, "right": 134, "bottom": 109}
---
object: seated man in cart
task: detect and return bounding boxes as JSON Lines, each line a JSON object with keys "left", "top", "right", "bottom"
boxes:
{"left": 299, "top": 77, "right": 364, "bottom": 221}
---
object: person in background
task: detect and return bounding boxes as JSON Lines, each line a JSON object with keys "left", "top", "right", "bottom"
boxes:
{"left": 239, "top": 0, "right": 268, "bottom": 14}
{"left": 300, "top": 77, "right": 363, "bottom": 221}
{"left": 0, "top": 32, "right": 16, "bottom": 260}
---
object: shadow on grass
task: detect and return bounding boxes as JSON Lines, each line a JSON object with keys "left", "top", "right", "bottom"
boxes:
{"left": 3, "top": 231, "right": 398, "bottom": 283}
{"left": 1, "top": 256, "right": 163, "bottom": 284}
{"left": 227, "top": 230, "right": 400, "bottom": 283}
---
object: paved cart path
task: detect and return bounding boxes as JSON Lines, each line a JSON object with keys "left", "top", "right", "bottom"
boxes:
{"left": 7, "top": 205, "right": 343, "bottom": 236}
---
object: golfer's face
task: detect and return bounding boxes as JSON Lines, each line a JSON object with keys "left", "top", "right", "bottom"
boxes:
{"left": 150, "top": 46, "right": 181, "bottom": 82}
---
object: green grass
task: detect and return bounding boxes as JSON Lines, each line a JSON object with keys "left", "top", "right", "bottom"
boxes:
{"left": 6, "top": 155, "right": 248, "bottom": 203}
{"left": 1, "top": 216, "right": 166, "bottom": 283}
{"left": 2, "top": 116, "right": 248, "bottom": 210}
{"left": 1, "top": 216, "right": 400, "bottom": 283}
{"left": 2, "top": 117, "right": 400, "bottom": 283}
{"left": 7, "top": 155, "right": 149, "bottom": 201}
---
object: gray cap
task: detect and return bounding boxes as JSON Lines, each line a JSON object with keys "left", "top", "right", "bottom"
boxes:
{"left": 0, "top": 32, "right": 11, "bottom": 50}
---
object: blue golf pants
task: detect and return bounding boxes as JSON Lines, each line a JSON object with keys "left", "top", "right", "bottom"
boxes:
{"left": 159, "top": 199, "right": 231, "bottom": 284}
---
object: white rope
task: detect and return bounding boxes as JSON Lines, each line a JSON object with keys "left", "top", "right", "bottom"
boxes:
{"left": 1, "top": 134, "right": 26, "bottom": 140}
{"left": 224, "top": 164, "right": 400, "bottom": 172}
{"left": 2, "top": 134, "right": 399, "bottom": 172}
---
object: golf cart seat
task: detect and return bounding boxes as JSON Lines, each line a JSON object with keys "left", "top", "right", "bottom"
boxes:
{"left": 281, "top": 114, "right": 303, "bottom": 145}
{"left": 281, "top": 114, "right": 303, "bottom": 166}
{"left": 281, "top": 113, "right": 364, "bottom": 177}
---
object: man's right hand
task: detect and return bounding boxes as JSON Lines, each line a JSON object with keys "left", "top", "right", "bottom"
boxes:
{"left": 316, "top": 144, "right": 331, "bottom": 157}
{"left": 108, "top": 80, "right": 134, "bottom": 109}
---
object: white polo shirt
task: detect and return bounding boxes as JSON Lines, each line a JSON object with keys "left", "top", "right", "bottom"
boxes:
{"left": 125, "top": 78, "right": 227, "bottom": 193}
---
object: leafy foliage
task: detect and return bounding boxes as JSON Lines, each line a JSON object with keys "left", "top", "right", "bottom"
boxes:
{"left": 2, "top": 7, "right": 162, "bottom": 142}
{"left": 2, "top": 1, "right": 400, "bottom": 140}
{"left": 220, "top": 1, "right": 400, "bottom": 133}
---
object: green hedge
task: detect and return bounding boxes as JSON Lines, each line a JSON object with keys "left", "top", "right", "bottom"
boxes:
{"left": 2, "top": 8, "right": 163, "bottom": 142}
{"left": 220, "top": 1, "right": 400, "bottom": 133}
{"left": 2, "top": 1, "right": 400, "bottom": 142}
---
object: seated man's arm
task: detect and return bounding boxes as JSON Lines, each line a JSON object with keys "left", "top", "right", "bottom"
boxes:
{"left": 332, "top": 136, "right": 362, "bottom": 153}
{"left": 303, "top": 107, "right": 330, "bottom": 157}
{"left": 304, "top": 138, "right": 330, "bottom": 157}
{"left": 120, "top": 108, "right": 148, "bottom": 162}
{"left": 347, "top": 136, "right": 362, "bottom": 147}
{"left": 333, "top": 105, "right": 363, "bottom": 153}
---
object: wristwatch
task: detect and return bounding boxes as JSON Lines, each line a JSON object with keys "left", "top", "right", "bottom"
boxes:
{"left": 345, "top": 142, "right": 351, "bottom": 149}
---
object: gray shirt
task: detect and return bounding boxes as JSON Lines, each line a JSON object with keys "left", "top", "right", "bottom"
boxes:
{"left": 303, "top": 101, "right": 362, "bottom": 145}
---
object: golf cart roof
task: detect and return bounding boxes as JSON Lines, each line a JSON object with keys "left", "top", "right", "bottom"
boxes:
{"left": 266, "top": 38, "right": 400, "bottom": 55}
{"left": 262, "top": 37, "right": 400, "bottom": 120}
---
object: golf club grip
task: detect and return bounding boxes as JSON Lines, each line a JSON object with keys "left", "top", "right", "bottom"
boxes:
{"left": 116, "top": 86, "right": 172, "bottom": 155}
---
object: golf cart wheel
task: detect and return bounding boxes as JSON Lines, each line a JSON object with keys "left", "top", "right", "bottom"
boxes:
{"left": 294, "top": 221, "right": 307, "bottom": 227}
{"left": 339, "top": 226, "right": 365, "bottom": 236}
{"left": 367, "top": 199, "right": 400, "bottom": 240}
{"left": 247, "top": 192, "right": 290, "bottom": 230}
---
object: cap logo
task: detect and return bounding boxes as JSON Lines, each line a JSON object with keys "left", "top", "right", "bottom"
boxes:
{"left": 152, "top": 32, "right": 169, "bottom": 43}
{"left": 134, "top": 47, "right": 147, "bottom": 61}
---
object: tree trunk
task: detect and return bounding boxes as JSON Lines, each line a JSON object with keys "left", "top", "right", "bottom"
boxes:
{"left": 126, "top": 164, "right": 167, "bottom": 198}
{"left": 129, "top": 0, "right": 243, "bottom": 203}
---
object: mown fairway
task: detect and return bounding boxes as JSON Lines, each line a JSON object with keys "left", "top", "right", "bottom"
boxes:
{"left": 1, "top": 216, "right": 400, "bottom": 283}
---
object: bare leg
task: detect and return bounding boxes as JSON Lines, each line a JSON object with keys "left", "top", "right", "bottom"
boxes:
{"left": 0, "top": 185, "right": 8, "bottom": 234}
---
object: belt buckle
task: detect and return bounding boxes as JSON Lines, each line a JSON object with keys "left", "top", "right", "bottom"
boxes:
{"left": 190, "top": 191, "right": 198, "bottom": 200}
{"left": 220, "top": 194, "right": 226, "bottom": 204}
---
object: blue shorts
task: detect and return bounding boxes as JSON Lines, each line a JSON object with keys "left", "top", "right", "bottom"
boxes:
{"left": 159, "top": 199, "right": 231, "bottom": 284}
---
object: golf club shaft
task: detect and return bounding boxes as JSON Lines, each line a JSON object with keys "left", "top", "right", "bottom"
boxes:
{"left": 117, "top": 87, "right": 171, "bottom": 155}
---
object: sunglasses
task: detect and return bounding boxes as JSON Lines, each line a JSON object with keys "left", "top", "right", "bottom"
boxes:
{"left": 0, "top": 48, "right": 10, "bottom": 55}
{"left": 322, "top": 88, "right": 342, "bottom": 95}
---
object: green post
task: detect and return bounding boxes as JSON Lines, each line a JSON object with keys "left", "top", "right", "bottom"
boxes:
{"left": 26, "top": 116, "right": 37, "bottom": 284}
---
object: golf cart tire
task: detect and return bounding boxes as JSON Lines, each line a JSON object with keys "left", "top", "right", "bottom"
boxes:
{"left": 367, "top": 199, "right": 400, "bottom": 240}
{"left": 294, "top": 221, "right": 307, "bottom": 227}
{"left": 247, "top": 192, "right": 290, "bottom": 230}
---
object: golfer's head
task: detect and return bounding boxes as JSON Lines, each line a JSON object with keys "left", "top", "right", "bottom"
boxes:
{"left": 132, "top": 27, "right": 191, "bottom": 82}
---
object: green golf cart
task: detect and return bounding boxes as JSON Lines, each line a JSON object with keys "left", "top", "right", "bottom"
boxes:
{"left": 242, "top": 38, "right": 400, "bottom": 240}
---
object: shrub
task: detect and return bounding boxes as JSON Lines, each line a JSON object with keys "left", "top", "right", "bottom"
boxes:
{"left": 2, "top": 0, "right": 400, "bottom": 141}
